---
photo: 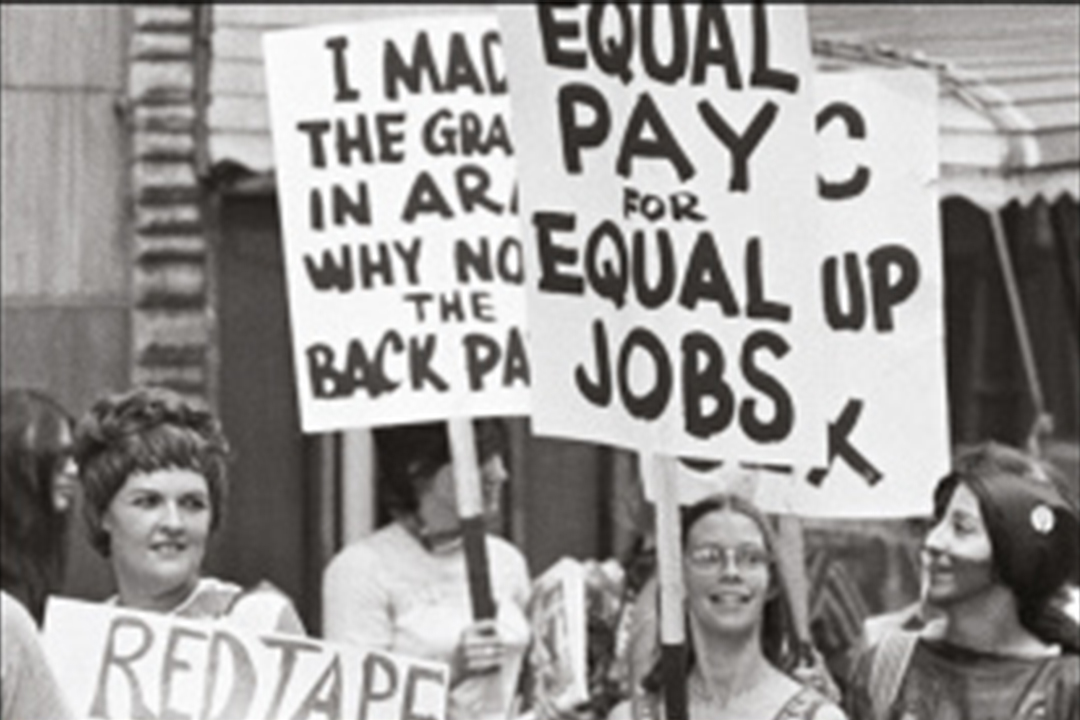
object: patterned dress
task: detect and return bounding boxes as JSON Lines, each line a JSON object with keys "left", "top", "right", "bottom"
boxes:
{"left": 846, "top": 638, "right": 1080, "bottom": 720}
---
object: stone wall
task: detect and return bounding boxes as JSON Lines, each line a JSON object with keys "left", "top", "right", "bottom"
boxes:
{"left": 128, "top": 5, "right": 212, "bottom": 401}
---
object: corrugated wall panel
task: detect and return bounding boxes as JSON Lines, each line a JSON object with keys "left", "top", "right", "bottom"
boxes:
{"left": 207, "top": 95, "right": 270, "bottom": 134}
{"left": 212, "top": 26, "right": 265, "bottom": 62}
{"left": 1033, "top": 130, "right": 1080, "bottom": 169}
{"left": 207, "top": 133, "right": 273, "bottom": 174}
{"left": 1020, "top": 101, "right": 1080, "bottom": 129}
{"left": 938, "top": 97, "right": 1001, "bottom": 132}
{"left": 207, "top": 4, "right": 493, "bottom": 170}
{"left": 978, "top": 64, "right": 1080, "bottom": 83}
{"left": 809, "top": 6, "right": 1078, "bottom": 47}
{"left": 939, "top": 131, "right": 1009, "bottom": 170}
{"left": 213, "top": 3, "right": 487, "bottom": 29}
{"left": 985, "top": 77, "right": 1080, "bottom": 106}
{"left": 210, "top": 60, "right": 266, "bottom": 98}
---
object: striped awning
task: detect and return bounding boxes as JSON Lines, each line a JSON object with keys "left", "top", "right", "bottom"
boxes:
{"left": 211, "top": 5, "right": 1079, "bottom": 210}
{"left": 809, "top": 4, "right": 1080, "bottom": 209}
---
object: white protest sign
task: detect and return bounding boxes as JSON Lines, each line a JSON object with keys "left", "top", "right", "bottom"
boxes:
{"left": 793, "top": 69, "right": 948, "bottom": 517}
{"left": 642, "top": 70, "right": 947, "bottom": 518}
{"left": 498, "top": 5, "right": 829, "bottom": 466}
{"left": 43, "top": 597, "right": 449, "bottom": 720}
{"left": 526, "top": 558, "right": 588, "bottom": 713}
{"left": 264, "top": 16, "right": 528, "bottom": 433}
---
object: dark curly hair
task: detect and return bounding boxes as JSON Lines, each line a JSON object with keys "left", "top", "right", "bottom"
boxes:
{"left": 73, "top": 386, "right": 231, "bottom": 557}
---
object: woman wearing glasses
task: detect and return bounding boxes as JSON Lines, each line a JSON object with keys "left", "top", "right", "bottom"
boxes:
{"left": 609, "top": 492, "right": 845, "bottom": 719}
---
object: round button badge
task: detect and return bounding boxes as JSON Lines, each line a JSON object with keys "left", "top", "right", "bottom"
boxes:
{"left": 1030, "top": 505, "right": 1055, "bottom": 534}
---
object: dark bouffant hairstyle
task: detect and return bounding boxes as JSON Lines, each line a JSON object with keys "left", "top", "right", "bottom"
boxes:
{"left": 933, "top": 441, "right": 1080, "bottom": 652}
{"left": 374, "top": 418, "right": 507, "bottom": 517}
{"left": 73, "top": 386, "right": 231, "bottom": 557}
{"left": 1, "top": 388, "right": 75, "bottom": 623}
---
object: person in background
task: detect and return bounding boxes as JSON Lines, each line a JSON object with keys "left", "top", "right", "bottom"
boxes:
{"left": 323, "top": 418, "right": 530, "bottom": 720}
{"left": 1, "top": 388, "right": 78, "bottom": 625}
{"left": 1, "top": 589, "right": 74, "bottom": 720}
{"left": 845, "top": 441, "right": 1079, "bottom": 720}
{"left": 608, "top": 493, "right": 846, "bottom": 720}
{"left": 73, "top": 385, "right": 305, "bottom": 635}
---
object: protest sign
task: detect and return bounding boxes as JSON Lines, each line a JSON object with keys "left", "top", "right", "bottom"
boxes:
{"left": 43, "top": 597, "right": 449, "bottom": 720}
{"left": 498, "top": 5, "right": 829, "bottom": 467}
{"left": 526, "top": 558, "right": 589, "bottom": 713}
{"left": 791, "top": 68, "right": 948, "bottom": 517}
{"left": 264, "top": 15, "right": 528, "bottom": 433}
{"left": 641, "top": 70, "right": 947, "bottom": 518}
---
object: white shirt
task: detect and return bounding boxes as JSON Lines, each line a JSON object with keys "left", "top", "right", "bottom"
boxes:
{"left": 323, "top": 522, "right": 531, "bottom": 720}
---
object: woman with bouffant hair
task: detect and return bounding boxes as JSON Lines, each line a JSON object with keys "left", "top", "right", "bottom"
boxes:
{"left": 1, "top": 388, "right": 78, "bottom": 625}
{"left": 74, "top": 385, "right": 305, "bottom": 635}
{"left": 845, "top": 442, "right": 1079, "bottom": 720}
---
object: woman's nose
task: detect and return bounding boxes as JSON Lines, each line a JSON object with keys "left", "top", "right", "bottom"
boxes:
{"left": 923, "top": 520, "right": 947, "bottom": 554}
{"left": 716, "top": 549, "right": 744, "bottom": 579}
{"left": 718, "top": 565, "right": 742, "bottom": 581}
{"left": 159, "top": 501, "right": 184, "bottom": 530}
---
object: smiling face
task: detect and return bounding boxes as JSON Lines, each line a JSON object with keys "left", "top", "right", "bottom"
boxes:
{"left": 102, "top": 467, "right": 212, "bottom": 608}
{"left": 922, "top": 482, "right": 997, "bottom": 609}
{"left": 683, "top": 508, "right": 772, "bottom": 639}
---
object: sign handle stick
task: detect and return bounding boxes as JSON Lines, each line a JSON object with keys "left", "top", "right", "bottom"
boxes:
{"left": 987, "top": 208, "right": 1052, "bottom": 455}
{"left": 652, "top": 453, "right": 688, "bottom": 720}
{"left": 774, "top": 514, "right": 812, "bottom": 655}
{"left": 448, "top": 417, "right": 496, "bottom": 620}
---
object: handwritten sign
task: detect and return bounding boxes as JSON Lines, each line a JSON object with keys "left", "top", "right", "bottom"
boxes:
{"left": 791, "top": 69, "right": 948, "bottom": 517}
{"left": 643, "top": 70, "right": 947, "bottom": 518}
{"left": 498, "top": 5, "right": 829, "bottom": 466}
{"left": 264, "top": 16, "right": 528, "bottom": 432}
{"left": 43, "top": 598, "right": 449, "bottom": 720}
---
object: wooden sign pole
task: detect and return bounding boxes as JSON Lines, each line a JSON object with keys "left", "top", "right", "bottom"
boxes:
{"left": 652, "top": 454, "right": 688, "bottom": 720}
{"left": 775, "top": 514, "right": 812, "bottom": 656}
{"left": 448, "top": 417, "right": 496, "bottom": 620}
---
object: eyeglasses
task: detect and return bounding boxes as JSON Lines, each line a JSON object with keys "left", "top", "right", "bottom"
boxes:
{"left": 685, "top": 544, "right": 771, "bottom": 572}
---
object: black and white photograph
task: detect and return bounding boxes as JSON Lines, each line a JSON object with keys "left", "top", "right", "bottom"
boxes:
{"left": 2, "top": 5, "right": 1078, "bottom": 719}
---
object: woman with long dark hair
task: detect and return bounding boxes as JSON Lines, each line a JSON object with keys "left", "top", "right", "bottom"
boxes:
{"left": 1, "top": 388, "right": 77, "bottom": 625}
{"left": 609, "top": 492, "right": 845, "bottom": 719}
